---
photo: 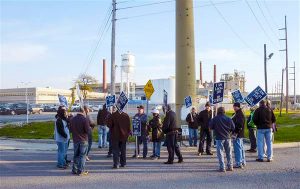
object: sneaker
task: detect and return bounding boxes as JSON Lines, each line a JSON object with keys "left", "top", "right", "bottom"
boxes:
{"left": 152, "top": 157, "right": 158, "bottom": 160}
{"left": 57, "top": 165, "right": 67, "bottom": 169}
{"left": 178, "top": 159, "right": 184, "bottom": 163}
{"left": 120, "top": 165, "right": 126, "bottom": 168}
{"left": 256, "top": 159, "right": 264, "bottom": 162}
{"left": 226, "top": 167, "right": 233, "bottom": 171}
{"left": 132, "top": 155, "right": 140, "bottom": 158}
{"left": 219, "top": 168, "right": 226, "bottom": 172}
{"left": 86, "top": 156, "right": 90, "bottom": 161}
{"left": 263, "top": 154, "right": 267, "bottom": 158}
{"left": 66, "top": 159, "right": 71, "bottom": 164}
{"left": 246, "top": 149, "right": 257, "bottom": 153}
{"left": 71, "top": 170, "right": 77, "bottom": 175}
{"left": 206, "top": 152, "right": 214, "bottom": 155}
{"left": 164, "top": 161, "right": 173, "bottom": 164}
{"left": 267, "top": 159, "right": 273, "bottom": 162}
{"left": 112, "top": 165, "right": 119, "bottom": 169}
{"left": 233, "top": 165, "right": 244, "bottom": 169}
{"left": 197, "top": 152, "right": 203, "bottom": 156}
{"left": 77, "top": 171, "right": 88, "bottom": 176}
{"left": 149, "top": 155, "right": 155, "bottom": 158}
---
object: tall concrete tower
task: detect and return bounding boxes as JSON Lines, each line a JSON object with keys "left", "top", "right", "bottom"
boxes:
{"left": 176, "top": 0, "right": 196, "bottom": 125}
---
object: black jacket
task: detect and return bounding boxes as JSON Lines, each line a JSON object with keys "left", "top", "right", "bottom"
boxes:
{"left": 186, "top": 113, "right": 199, "bottom": 129}
{"left": 149, "top": 115, "right": 164, "bottom": 142}
{"left": 56, "top": 118, "right": 67, "bottom": 138}
{"left": 197, "top": 109, "right": 212, "bottom": 130}
{"left": 97, "top": 108, "right": 110, "bottom": 125}
{"left": 162, "top": 110, "right": 177, "bottom": 134}
{"left": 232, "top": 109, "right": 245, "bottom": 138}
{"left": 253, "top": 105, "right": 276, "bottom": 129}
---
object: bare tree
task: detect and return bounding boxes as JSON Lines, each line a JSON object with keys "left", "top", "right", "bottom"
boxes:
{"left": 76, "top": 74, "right": 98, "bottom": 100}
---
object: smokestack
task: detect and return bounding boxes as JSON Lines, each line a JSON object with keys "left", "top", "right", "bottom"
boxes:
{"left": 103, "top": 59, "right": 107, "bottom": 93}
{"left": 200, "top": 61, "right": 203, "bottom": 85}
{"left": 213, "top": 64, "right": 216, "bottom": 83}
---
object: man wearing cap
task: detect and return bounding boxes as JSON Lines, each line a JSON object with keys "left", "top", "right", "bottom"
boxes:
{"left": 197, "top": 102, "right": 213, "bottom": 155}
{"left": 132, "top": 105, "right": 148, "bottom": 158}
{"left": 162, "top": 105, "right": 183, "bottom": 164}
{"left": 232, "top": 102, "right": 246, "bottom": 169}
{"left": 148, "top": 109, "right": 163, "bottom": 160}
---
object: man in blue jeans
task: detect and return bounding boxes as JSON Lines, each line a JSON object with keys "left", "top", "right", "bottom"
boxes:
{"left": 210, "top": 107, "right": 235, "bottom": 172}
{"left": 70, "top": 108, "right": 90, "bottom": 176}
{"left": 97, "top": 104, "right": 110, "bottom": 148}
{"left": 253, "top": 100, "right": 276, "bottom": 162}
{"left": 232, "top": 102, "right": 246, "bottom": 169}
{"left": 186, "top": 107, "right": 199, "bottom": 147}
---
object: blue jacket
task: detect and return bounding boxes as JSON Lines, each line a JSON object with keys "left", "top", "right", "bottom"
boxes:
{"left": 209, "top": 113, "right": 235, "bottom": 140}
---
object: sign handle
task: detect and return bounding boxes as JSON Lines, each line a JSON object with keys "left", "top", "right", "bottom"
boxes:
{"left": 135, "top": 136, "right": 138, "bottom": 159}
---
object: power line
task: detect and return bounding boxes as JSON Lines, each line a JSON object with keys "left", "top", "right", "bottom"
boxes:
{"left": 117, "top": 0, "right": 241, "bottom": 20}
{"left": 84, "top": 10, "right": 113, "bottom": 74}
{"left": 117, "top": 0, "right": 174, "bottom": 10}
{"left": 245, "top": 0, "right": 277, "bottom": 48}
{"left": 209, "top": 0, "right": 262, "bottom": 57}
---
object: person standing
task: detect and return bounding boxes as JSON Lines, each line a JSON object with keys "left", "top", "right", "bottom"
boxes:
{"left": 232, "top": 103, "right": 246, "bottom": 169}
{"left": 162, "top": 105, "right": 183, "bottom": 164}
{"left": 148, "top": 109, "right": 164, "bottom": 160}
{"left": 107, "top": 108, "right": 131, "bottom": 169}
{"left": 84, "top": 105, "right": 96, "bottom": 161}
{"left": 54, "top": 106, "right": 70, "bottom": 169}
{"left": 197, "top": 102, "right": 213, "bottom": 155}
{"left": 70, "top": 107, "right": 90, "bottom": 176}
{"left": 132, "top": 105, "right": 148, "bottom": 158}
{"left": 97, "top": 104, "right": 110, "bottom": 148}
{"left": 186, "top": 107, "right": 199, "bottom": 147}
{"left": 253, "top": 100, "right": 276, "bottom": 162}
{"left": 246, "top": 106, "right": 257, "bottom": 153}
{"left": 210, "top": 107, "right": 235, "bottom": 172}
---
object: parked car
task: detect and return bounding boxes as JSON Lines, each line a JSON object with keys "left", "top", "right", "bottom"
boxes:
{"left": 43, "top": 105, "right": 57, "bottom": 112}
{"left": 31, "top": 104, "right": 43, "bottom": 114}
{"left": 0, "top": 104, "right": 15, "bottom": 115}
{"left": 9, "top": 103, "right": 33, "bottom": 115}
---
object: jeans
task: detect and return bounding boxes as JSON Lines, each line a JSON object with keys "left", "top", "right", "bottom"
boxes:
{"left": 56, "top": 141, "right": 68, "bottom": 167}
{"left": 135, "top": 135, "right": 148, "bottom": 158}
{"left": 166, "top": 134, "right": 183, "bottom": 162}
{"left": 257, "top": 129, "right": 273, "bottom": 160}
{"left": 112, "top": 140, "right": 127, "bottom": 167}
{"left": 216, "top": 139, "right": 232, "bottom": 170}
{"left": 153, "top": 142, "right": 161, "bottom": 157}
{"left": 72, "top": 141, "right": 88, "bottom": 174}
{"left": 233, "top": 138, "right": 246, "bottom": 166}
{"left": 198, "top": 128, "right": 212, "bottom": 153}
{"left": 98, "top": 125, "right": 108, "bottom": 147}
{"left": 188, "top": 128, "right": 198, "bottom": 146}
{"left": 248, "top": 128, "right": 257, "bottom": 150}
{"left": 86, "top": 131, "right": 93, "bottom": 156}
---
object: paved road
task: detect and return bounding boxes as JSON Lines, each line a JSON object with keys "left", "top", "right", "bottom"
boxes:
{"left": 1, "top": 145, "right": 299, "bottom": 189}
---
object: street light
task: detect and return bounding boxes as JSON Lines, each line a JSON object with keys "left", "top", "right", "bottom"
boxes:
{"left": 20, "top": 82, "right": 31, "bottom": 124}
{"left": 264, "top": 44, "right": 274, "bottom": 99}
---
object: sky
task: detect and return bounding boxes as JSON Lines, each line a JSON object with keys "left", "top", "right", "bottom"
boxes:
{"left": 0, "top": 0, "right": 299, "bottom": 95}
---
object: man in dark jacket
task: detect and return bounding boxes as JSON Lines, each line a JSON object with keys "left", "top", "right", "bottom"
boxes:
{"left": 70, "top": 108, "right": 90, "bottom": 176}
{"left": 107, "top": 108, "right": 131, "bottom": 169}
{"left": 162, "top": 105, "right": 183, "bottom": 164}
{"left": 97, "top": 104, "right": 110, "bottom": 149}
{"left": 210, "top": 107, "right": 235, "bottom": 172}
{"left": 132, "top": 105, "right": 148, "bottom": 158}
{"left": 253, "top": 100, "right": 276, "bottom": 162}
{"left": 186, "top": 107, "right": 198, "bottom": 147}
{"left": 232, "top": 102, "right": 246, "bottom": 169}
{"left": 197, "top": 102, "right": 213, "bottom": 155}
{"left": 149, "top": 109, "right": 163, "bottom": 160}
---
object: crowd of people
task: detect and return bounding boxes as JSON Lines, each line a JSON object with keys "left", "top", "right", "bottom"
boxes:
{"left": 53, "top": 99, "right": 276, "bottom": 175}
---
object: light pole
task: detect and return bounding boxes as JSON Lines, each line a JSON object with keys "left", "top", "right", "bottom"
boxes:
{"left": 264, "top": 44, "right": 273, "bottom": 99}
{"left": 21, "top": 82, "right": 31, "bottom": 124}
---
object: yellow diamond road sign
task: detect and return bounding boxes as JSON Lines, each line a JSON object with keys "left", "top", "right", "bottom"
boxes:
{"left": 144, "top": 80, "right": 155, "bottom": 100}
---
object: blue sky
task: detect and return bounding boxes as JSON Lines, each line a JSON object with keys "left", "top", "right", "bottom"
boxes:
{"left": 1, "top": 0, "right": 299, "bottom": 95}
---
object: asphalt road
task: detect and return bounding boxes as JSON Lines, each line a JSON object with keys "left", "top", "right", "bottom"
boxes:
{"left": 1, "top": 146, "right": 299, "bottom": 189}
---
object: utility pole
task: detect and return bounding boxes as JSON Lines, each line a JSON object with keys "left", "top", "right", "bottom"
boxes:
{"left": 289, "top": 61, "right": 296, "bottom": 109}
{"left": 111, "top": 0, "right": 116, "bottom": 95}
{"left": 279, "top": 15, "right": 289, "bottom": 114}
{"left": 264, "top": 44, "right": 268, "bottom": 98}
{"left": 279, "top": 69, "right": 284, "bottom": 116}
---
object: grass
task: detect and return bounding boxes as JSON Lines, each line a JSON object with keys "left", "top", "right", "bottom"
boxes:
{"left": 0, "top": 111, "right": 299, "bottom": 143}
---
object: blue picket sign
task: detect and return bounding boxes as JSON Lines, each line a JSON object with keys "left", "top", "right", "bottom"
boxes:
{"left": 244, "top": 86, "right": 267, "bottom": 107}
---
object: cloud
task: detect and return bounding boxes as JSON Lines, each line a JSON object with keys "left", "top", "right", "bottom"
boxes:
{"left": 0, "top": 43, "right": 48, "bottom": 64}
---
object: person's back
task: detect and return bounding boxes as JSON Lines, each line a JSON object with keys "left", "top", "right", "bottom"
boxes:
{"left": 253, "top": 105, "right": 275, "bottom": 129}
{"left": 70, "top": 113, "right": 90, "bottom": 144}
{"left": 210, "top": 114, "right": 235, "bottom": 140}
{"left": 162, "top": 110, "right": 176, "bottom": 134}
{"left": 109, "top": 111, "right": 130, "bottom": 142}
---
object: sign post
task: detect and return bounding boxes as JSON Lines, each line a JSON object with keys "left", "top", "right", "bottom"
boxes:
{"left": 143, "top": 80, "right": 155, "bottom": 117}
{"left": 244, "top": 86, "right": 267, "bottom": 107}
